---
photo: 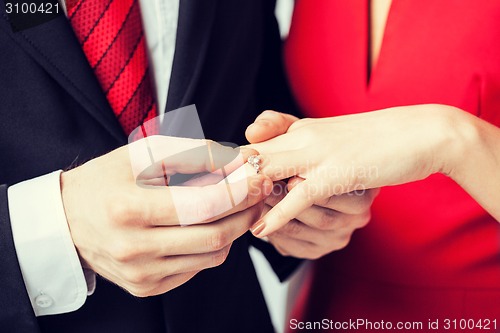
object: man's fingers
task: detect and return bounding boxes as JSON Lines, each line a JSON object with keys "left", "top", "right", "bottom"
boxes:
{"left": 250, "top": 180, "right": 315, "bottom": 238}
{"left": 149, "top": 244, "right": 232, "bottom": 279}
{"left": 183, "top": 161, "right": 256, "bottom": 187}
{"left": 267, "top": 236, "right": 317, "bottom": 259}
{"left": 132, "top": 271, "right": 199, "bottom": 297}
{"left": 142, "top": 173, "right": 271, "bottom": 226}
{"left": 129, "top": 136, "right": 212, "bottom": 179}
{"left": 245, "top": 110, "right": 299, "bottom": 143}
{"left": 142, "top": 203, "right": 264, "bottom": 256}
{"left": 270, "top": 218, "right": 320, "bottom": 242}
{"left": 265, "top": 185, "right": 349, "bottom": 232}
{"left": 263, "top": 181, "right": 288, "bottom": 205}
{"left": 295, "top": 205, "right": 370, "bottom": 234}
{"left": 314, "top": 188, "right": 380, "bottom": 214}
{"left": 268, "top": 199, "right": 343, "bottom": 232}
{"left": 116, "top": 244, "right": 231, "bottom": 294}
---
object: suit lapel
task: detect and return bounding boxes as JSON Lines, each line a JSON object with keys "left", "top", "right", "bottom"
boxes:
{"left": 0, "top": 9, "right": 125, "bottom": 142}
{"left": 165, "top": 0, "right": 218, "bottom": 111}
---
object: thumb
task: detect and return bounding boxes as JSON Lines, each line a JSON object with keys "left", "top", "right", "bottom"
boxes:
{"left": 245, "top": 110, "right": 299, "bottom": 143}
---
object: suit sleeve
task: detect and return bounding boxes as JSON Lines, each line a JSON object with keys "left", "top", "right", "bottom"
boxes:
{"left": 0, "top": 184, "right": 40, "bottom": 331}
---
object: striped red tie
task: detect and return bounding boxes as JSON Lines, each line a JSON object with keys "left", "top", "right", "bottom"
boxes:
{"left": 66, "top": 0, "right": 157, "bottom": 136}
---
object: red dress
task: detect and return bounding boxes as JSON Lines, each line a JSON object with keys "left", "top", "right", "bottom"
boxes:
{"left": 285, "top": 0, "right": 500, "bottom": 330}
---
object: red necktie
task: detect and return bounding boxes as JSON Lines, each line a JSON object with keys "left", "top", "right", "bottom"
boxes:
{"left": 66, "top": 0, "right": 157, "bottom": 136}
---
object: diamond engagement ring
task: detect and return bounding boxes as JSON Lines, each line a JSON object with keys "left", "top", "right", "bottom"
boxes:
{"left": 247, "top": 155, "right": 262, "bottom": 173}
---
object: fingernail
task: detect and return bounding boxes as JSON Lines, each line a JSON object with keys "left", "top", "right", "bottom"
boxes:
{"left": 250, "top": 220, "right": 266, "bottom": 237}
{"left": 262, "top": 178, "right": 273, "bottom": 196}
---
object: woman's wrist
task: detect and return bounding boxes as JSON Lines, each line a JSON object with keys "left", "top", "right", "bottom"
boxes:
{"left": 432, "top": 105, "right": 480, "bottom": 182}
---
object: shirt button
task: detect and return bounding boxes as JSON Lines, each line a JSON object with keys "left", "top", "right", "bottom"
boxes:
{"left": 35, "top": 294, "right": 53, "bottom": 308}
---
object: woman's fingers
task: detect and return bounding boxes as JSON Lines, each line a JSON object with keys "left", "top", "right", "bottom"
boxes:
{"left": 250, "top": 180, "right": 315, "bottom": 238}
{"left": 288, "top": 176, "right": 380, "bottom": 215}
{"left": 245, "top": 151, "right": 309, "bottom": 181}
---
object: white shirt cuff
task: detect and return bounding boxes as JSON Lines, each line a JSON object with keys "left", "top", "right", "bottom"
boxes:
{"left": 8, "top": 171, "right": 95, "bottom": 316}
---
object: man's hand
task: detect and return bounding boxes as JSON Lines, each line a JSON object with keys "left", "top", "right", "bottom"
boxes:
{"left": 61, "top": 136, "right": 272, "bottom": 297}
{"left": 245, "top": 111, "right": 377, "bottom": 259}
{"left": 263, "top": 179, "right": 377, "bottom": 259}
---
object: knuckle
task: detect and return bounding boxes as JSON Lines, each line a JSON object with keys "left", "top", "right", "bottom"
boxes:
{"left": 307, "top": 249, "right": 325, "bottom": 260}
{"left": 357, "top": 211, "right": 372, "bottom": 228}
{"left": 272, "top": 242, "right": 291, "bottom": 257}
{"left": 107, "top": 198, "right": 137, "bottom": 224}
{"left": 123, "top": 269, "right": 150, "bottom": 286}
{"left": 333, "top": 234, "right": 352, "bottom": 251}
{"left": 288, "top": 117, "right": 312, "bottom": 132}
{"left": 211, "top": 247, "right": 229, "bottom": 267}
{"left": 122, "top": 266, "right": 151, "bottom": 289}
{"left": 110, "top": 240, "right": 138, "bottom": 263}
{"left": 207, "top": 230, "right": 230, "bottom": 252}
{"left": 316, "top": 211, "right": 336, "bottom": 230}
{"left": 283, "top": 221, "right": 302, "bottom": 237}
{"left": 127, "top": 285, "right": 152, "bottom": 298}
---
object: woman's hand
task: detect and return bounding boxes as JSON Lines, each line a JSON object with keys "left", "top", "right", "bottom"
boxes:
{"left": 246, "top": 110, "right": 378, "bottom": 258}
{"left": 248, "top": 105, "right": 500, "bottom": 237}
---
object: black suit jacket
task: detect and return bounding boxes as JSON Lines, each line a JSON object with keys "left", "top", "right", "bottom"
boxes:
{"left": 0, "top": 1, "right": 300, "bottom": 332}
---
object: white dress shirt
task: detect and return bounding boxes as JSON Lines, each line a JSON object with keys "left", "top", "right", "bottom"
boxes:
{"left": 8, "top": 0, "right": 179, "bottom": 316}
